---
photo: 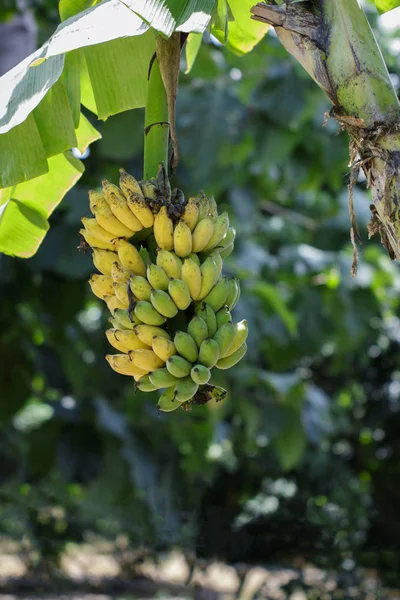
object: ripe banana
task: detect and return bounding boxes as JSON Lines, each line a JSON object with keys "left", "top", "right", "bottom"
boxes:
{"left": 215, "top": 342, "right": 247, "bottom": 370}
{"left": 116, "top": 239, "right": 146, "bottom": 277}
{"left": 114, "top": 329, "right": 149, "bottom": 351}
{"left": 140, "top": 179, "right": 158, "bottom": 201}
{"left": 81, "top": 217, "right": 116, "bottom": 245}
{"left": 106, "top": 354, "right": 148, "bottom": 377}
{"left": 92, "top": 248, "right": 119, "bottom": 276}
{"left": 173, "top": 220, "right": 192, "bottom": 257}
{"left": 181, "top": 197, "right": 199, "bottom": 231}
{"left": 166, "top": 355, "right": 192, "bottom": 378}
{"left": 181, "top": 258, "right": 202, "bottom": 300}
{"left": 196, "top": 302, "right": 217, "bottom": 338}
{"left": 134, "top": 301, "right": 166, "bottom": 326}
{"left": 113, "top": 282, "right": 130, "bottom": 307}
{"left": 152, "top": 336, "right": 177, "bottom": 362}
{"left": 130, "top": 275, "right": 152, "bottom": 301}
{"left": 119, "top": 168, "right": 143, "bottom": 196}
{"left": 187, "top": 316, "right": 208, "bottom": 348}
{"left": 174, "top": 331, "right": 199, "bottom": 363}
{"left": 149, "top": 368, "right": 180, "bottom": 389}
{"left": 168, "top": 278, "right": 191, "bottom": 310}
{"left": 157, "top": 387, "right": 179, "bottom": 413}
{"left": 135, "top": 324, "right": 171, "bottom": 346}
{"left": 102, "top": 179, "right": 143, "bottom": 233}
{"left": 89, "top": 189, "right": 134, "bottom": 238}
{"left": 190, "top": 364, "right": 211, "bottom": 385}
{"left": 150, "top": 289, "right": 178, "bottom": 318}
{"left": 147, "top": 263, "right": 169, "bottom": 290}
{"left": 192, "top": 216, "right": 214, "bottom": 253}
{"left": 111, "top": 261, "right": 132, "bottom": 283}
{"left": 89, "top": 274, "right": 114, "bottom": 299}
{"left": 156, "top": 249, "right": 182, "bottom": 279}
{"left": 103, "top": 294, "right": 126, "bottom": 313}
{"left": 80, "top": 230, "right": 117, "bottom": 251}
{"left": 213, "top": 321, "right": 235, "bottom": 357}
{"left": 196, "top": 192, "right": 209, "bottom": 220}
{"left": 202, "top": 277, "right": 230, "bottom": 313}
{"left": 129, "top": 348, "right": 165, "bottom": 371}
{"left": 225, "top": 320, "right": 248, "bottom": 357}
{"left": 105, "top": 329, "right": 130, "bottom": 353}
{"left": 226, "top": 278, "right": 240, "bottom": 310}
{"left": 154, "top": 206, "right": 174, "bottom": 250}
{"left": 197, "top": 256, "right": 219, "bottom": 300}
{"left": 120, "top": 169, "right": 154, "bottom": 228}
{"left": 188, "top": 252, "right": 200, "bottom": 266}
{"left": 202, "top": 212, "right": 229, "bottom": 251}
{"left": 198, "top": 339, "right": 220, "bottom": 368}
{"left": 175, "top": 377, "right": 199, "bottom": 403}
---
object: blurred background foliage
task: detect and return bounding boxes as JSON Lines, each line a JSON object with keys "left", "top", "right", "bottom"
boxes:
{"left": 2, "top": 0, "right": 400, "bottom": 589}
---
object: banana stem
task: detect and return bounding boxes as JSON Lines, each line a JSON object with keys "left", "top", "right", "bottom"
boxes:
{"left": 143, "top": 56, "right": 170, "bottom": 180}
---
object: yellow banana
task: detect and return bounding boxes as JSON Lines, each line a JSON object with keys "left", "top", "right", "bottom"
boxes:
{"left": 197, "top": 256, "right": 219, "bottom": 300}
{"left": 81, "top": 217, "right": 116, "bottom": 244}
{"left": 196, "top": 192, "right": 210, "bottom": 220}
{"left": 103, "top": 294, "right": 127, "bottom": 313}
{"left": 147, "top": 263, "right": 169, "bottom": 290}
{"left": 154, "top": 206, "right": 174, "bottom": 250}
{"left": 102, "top": 179, "right": 143, "bottom": 232}
{"left": 173, "top": 219, "right": 193, "bottom": 257}
{"left": 181, "top": 258, "right": 202, "bottom": 300}
{"left": 113, "top": 282, "right": 130, "bottom": 308}
{"left": 129, "top": 349, "right": 165, "bottom": 371}
{"left": 105, "top": 329, "right": 130, "bottom": 353}
{"left": 80, "top": 229, "right": 116, "bottom": 251}
{"left": 114, "top": 329, "right": 149, "bottom": 350}
{"left": 126, "top": 191, "right": 154, "bottom": 228}
{"left": 181, "top": 197, "right": 199, "bottom": 231}
{"left": 89, "top": 189, "right": 134, "bottom": 238}
{"left": 135, "top": 324, "right": 171, "bottom": 346}
{"left": 202, "top": 212, "right": 229, "bottom": 251}
{"left": 92, "top": 248, "right": 119, "bottom": 276}
{"left": 130, "top": 275, "right": 152, "bottom": 301}
{"left": 111, "top": 261, "right": 132, "bottom": 283}
{"left": 152, "top": 336, "right": 177, "bottom": 362}
{"left": 106, "top": 353, "right": 148, "bottom": 377}
{"left": 192, "top": 216, "right": 215, "bottom": 252}
{"left": 88, "top": 274, "right": 114, "bottom": 299}
{"left": 156, "top": 249, "right": 182, "bottom": 279}
{"left": 116, "top": 239, "right": 146, "bottom": 277}
{"left": 119, "top": 168, "right": 143, "bottom": 196}
{"left": 140, "top": 179, "right": 158, "bottom": 201}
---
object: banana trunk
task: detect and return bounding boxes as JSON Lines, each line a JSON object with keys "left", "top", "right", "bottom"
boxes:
{"left": 251, "top": 0, "right": 400, "bottom": 263}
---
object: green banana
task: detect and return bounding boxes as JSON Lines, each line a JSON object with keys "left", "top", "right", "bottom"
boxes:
{"left": 149, "top": 368, "right": 180, "bottom": 388}
{"left": 198, "top": 339, "right": 220, "bottom": 368}
{"left": 196, "top": 303, "right": 217, "bottom": 338}
{"left": 174, "top": 377, "right": 199, "bottom": 403}
{"left": 219, "top": 242, "right": 234, "bottom": 259}
{"left": 203, "top": 212, "right": 229, "bottom": 251}
{"left": 218, "top": 226, "right": 236, "bottom": 249}
{"left": 215, "top": 305, "right": 232, "bottom": 328}
{"left": 226, "top": 278, "right": 240, "bottom": 310}
{"left": 150, "top": 289, "right": 178, "bottom": 318}
{"left": 213, "top": 321, "right": 236, "bottom": 357}
{"left": 202, "top": 277, "right": 230, "bottom": 313}
{"left": 187, "top": 316, "right": 208, "bottom": 348}
{"left": 225, "top": 320, "right": 248, "bottom": 356}
{"left": 136, "top": 375, "right": 158, "bottom": 392}
{"left": 216, "top": 342, "right": 247, "bottom": 370}
{"left": 196, "top": 191, "right": 210, "bottom": 220}
{"left": 110, "top": 308, "right": 141, "bottom": 330}
{"left": 166, "top": 355, "right": 192, "bottom": 378}
{"left": 134, "top": 301, "right": 166, "bottom": 326}
{"left": 188, "top": 252, "right": 200, "bottom": 266}
{"left": 190, "top": 364, "right": 211, "bottom": 385}
{"left": 174, "top": 331, "right": 199, "bottom": 363}
{"left": 168, "top": 278, "right": 191, "bottom": 310}
{"left": 207, "top": 196, "right": 218, "bottom": 217}
{"left": 147, "top": 263, "right": 170, "bottom": 290}
{"left": 198, "top": 256, "right": 219, "bottom": 300}
{"left": 130, "top": 275, "right": 152, "bottom": 301}
{"left": 157, "top": 387, "right": 179, "bottom": 413}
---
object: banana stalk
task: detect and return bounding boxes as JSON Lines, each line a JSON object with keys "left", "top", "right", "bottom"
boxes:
{"left": 144, "top": 53, "right": 170, "bottom": 180}
{"left": 251, "top": 0, "right": 400, "bottom": 265}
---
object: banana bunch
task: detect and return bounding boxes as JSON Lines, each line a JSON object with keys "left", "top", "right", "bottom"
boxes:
{"left": 80, "top": 165, "right": 247, "bottom": 412}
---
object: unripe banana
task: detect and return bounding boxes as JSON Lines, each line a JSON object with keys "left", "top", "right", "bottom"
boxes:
{"left": 154, "top": 206, "right": 174, "bottom": 250}
{"left": 196, "top": 192, "right": 210, "bottom": 220}
{"left": 181, "top": 197, "right": 199, "bottom": 231}
{"left": 219, "top": 226, "right": 236, "bottom": 249}
{"left": 208, "top": 385, "right": 227, "bottom": 402}
{"left": 173, "top": 220, "right": 192, "bottom": 257}
{"left": 102, "top": 179, "right": 143, "bottom": 232}
{"left": 174, "top": 331, "right": 199, "bottom": 363}
{"left": 156, "top": 249, "right": 182, "bottom": 279}
{"left": 166, "top": 355, "right": 192, "bottom": 378}
{"left": 225, "top": 320, "right": 248, "bottom": 357}
{"left": 181, "top": 259, "right": 202, "bottom": 300}
{"left": 134, "top": 301, "right": 166, "bottom": 326}
{"left": 134, "top": 324, "right": 171, "bottom": 346}
{"left": 113, "top": 282, "right": 130, "bottom": 307}
{"left": 116, "top": 239, "right": 146, "bottom": 277}
{"left": 110, "top": 308, "right": 141, "bottom": 330}
{"left": 168, "top": 278, "right": 191, "bottom": 310}
{"left": 152, "top": 336, "right": 177, "bottom": 362}
{"left": 215, "top": 305, "right": 232, "bottom": 328}
{"left": 136, "top": 375, "right": 158, "bottom": 392}
{"left": 190, "top": 364, "right": 211, "bottom": 385}
{"left": 150, "top": 289, "right": 178, "bottom": 318}
{"left": 119, "top": 169, "right": 154, "bottom": 228}
{"left": 92, "top": 248, "right": 119, "bottom": 276}
{"left": 147, "top": 263, "right": 170, "bottom": 290}
{"left": 226, "top": 278, "right": 240, "bottom": 310}
{"left": 198, "top": 339, "right": 220, "bottom": 368}
{"left": 111, "top": 262, "right": 132, "bottom": 284}
{"left": 215, "top": 342, "right": 247, "bottom": 370}
{"left": 103, "top": 294, "right": 126, "bottom": 313}
{"left": 188, "top": 252, "right": 200, "bottom": 266}
{"left": 196, "top": 302, "right": 217, "bottom": 338}
{"left": 89, "top": 190, "right": 134, "bottom": 238}
{"left": 207, "top": 196, "right": 218, "bottom": 217}
{"left": 129, "top": 349, "right": 165, "bottom": 371}
{"left": 174, "top": 377, "right": 198, "bottom": 403}
{"left": 209, "top": 250, "right": 223, "bottom": 279}
{"left": 114, "top": 329, "right": 149, "bottom": 350}
{"left": 197, "top": 256, "right": 219, "bottom": 300}
{"left": 130, "top": 275, "right": 152, "bottom": 301}
{"left": 187, "top": 316, "right": 208, "bottom": 348}
{"left": 106, "top": 353, "right": 148, "bottom": 377}
{"left": 105, "top": 329, "right": 130, "bottom": 353}
{"left": 89, "top": 274, "right": 114, "bottom": 299}
{"left": 157, "top": 387, "right": 179, "bottom": 413}
{"left": 202, "top": 212, "right": 229, "bottom": 251}
{"left": 149, "top": 368, "right": 180, "bottom": 389}
{"left": 202, "top": 277, "right": 230, "bottom": 313}
{"left": 80, "top": 226, "right": 116, "bottom": 252}
{"left": 192, "top": 216, "right": 215, "bottom": 253}
{"left": 213, "top": 321, "right": 236, "bottom": 357}
{"left": 219, "top": 242, "right": 234, "bottom": 259}
{"left": 81, "top": 217, "right": 116, "bottom": 244}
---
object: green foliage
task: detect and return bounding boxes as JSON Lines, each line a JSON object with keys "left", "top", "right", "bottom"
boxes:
{"left": 371, "top": 0, "right": 400, "bottom": 13}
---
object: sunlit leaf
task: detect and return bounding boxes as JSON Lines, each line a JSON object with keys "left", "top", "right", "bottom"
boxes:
{"left": 224, "top": 0, "right": 269, "bottom": 55}
{"left": 371, "top": 0, "right": 400, "bottom": 13}
{"left": 185, "top": 32, "right": 204, "bottom": 73}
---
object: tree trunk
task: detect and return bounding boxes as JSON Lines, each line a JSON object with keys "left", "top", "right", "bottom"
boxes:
{"left": 251, "top": 0, "right": 400, "bottom": 268}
